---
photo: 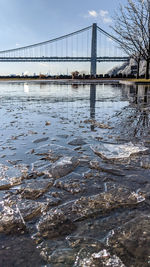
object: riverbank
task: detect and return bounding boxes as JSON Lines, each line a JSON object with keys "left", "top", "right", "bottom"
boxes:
{"left": 0, "top": 78, "right": 150, "bottom": 84}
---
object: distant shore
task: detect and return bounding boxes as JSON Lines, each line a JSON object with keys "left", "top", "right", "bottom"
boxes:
{"left": 0, "top": 78, "right": 149, "bottom": 84}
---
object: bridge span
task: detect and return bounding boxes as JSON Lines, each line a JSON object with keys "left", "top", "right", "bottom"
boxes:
{"left": 0, "top": 24, "right": 130, "bottom": 76}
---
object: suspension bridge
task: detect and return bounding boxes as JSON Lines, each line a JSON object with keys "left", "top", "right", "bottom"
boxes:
{"left": 0, "top": 23, "right": 129, "bottom": 76}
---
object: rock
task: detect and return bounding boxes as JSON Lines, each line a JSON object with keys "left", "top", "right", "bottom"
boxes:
{"left": 109, "top": 215, "right": 150, "bottom": 267}
{"left": 54, "top": 172, "right": 85, "bottom": 194}
{"left": 74, "top": 249, "right": 126, "bottom": 267}
{"left": 141, "top": 157, "right": 150, "bottom": 169}
{"left": 0, "top": 164, "right": 27, "bottom": 190}
{"left": 43, "top": 156, "right": 79, "bottom": 179}
{"left": 91, "top": 142, "right": 148, "bottom": 160}
{"left": 33, "top": 137, "right": 49, "bottom": 143}
{"left": 0, "top": 196, "right": 46, "bottom": 233}
{"left": 71, "top": 185, "right": 145, "bottom": 220}
{"left": 16, "top": 199, "right": 44, "bottom": 221}
{"left": 18, "top": 178, "right": 54, "bottom": 199}
{"left": 49, "top": 248, "right": 75, "bottom": 265}
{"left": 45, "top": 121, "right": 51, "bottom": 126}
{"left": 68, "top": 137, "right": 87, "bottom": 146}
{"left": 37, "top": 208, "right": 76, "bottom": 238}
{"left": 34, "top": 144, "right": 77, "bottom": 162}
{"left": 0, "top": 236, "right": 45, "bottom": 266}
{"left": 84, "top": 119, "right": 113, "bottom": 129}
{"left": 0, "top": 203, "right": 26, "bottom": 234}
{"left": 89, "top": 160, "right": 125, "bottom": 176}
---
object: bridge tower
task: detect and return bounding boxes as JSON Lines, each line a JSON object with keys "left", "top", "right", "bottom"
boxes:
{"left": 91, "top": 23, "right": 97, "bottom": 77}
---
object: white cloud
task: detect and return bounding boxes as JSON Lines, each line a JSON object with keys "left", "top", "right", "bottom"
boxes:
{"left": 99, "top": 9, "right": 112, "bottom": 24}
{"left": 99, "top": 10, "right": 109, "bottom": 17}
{"left": 88, "top": 10, "right": 98, "bottom": 18}
{"left": 85, "top": 9, "right": 112, "bottom": 24}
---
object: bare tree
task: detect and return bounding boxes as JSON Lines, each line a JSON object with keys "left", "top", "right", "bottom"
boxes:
{"left": 112, "top": 0, "right": 150, "bottom": 79}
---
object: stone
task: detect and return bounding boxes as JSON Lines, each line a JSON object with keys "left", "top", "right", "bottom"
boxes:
{"left": 91, "top": 142, "right": 148, "bottom": 160}
{"left": 42, "top": 156, "right": 79, "bottom": 179}
{"left": 54, "top": 172, "right": 85, "bottom": 194}
{"left": 109, "top": 215, "right": 150, "bottom": 267}
{"left": 71, "top": 185, "right": 145, "bottom": 220}
{"left": 141, "top": 157, "right": 150, "bottom": 169}
{"left": 37, "top": 208, "right": 76, "bottom": 238}
{"left": 33, "top": 137, "right": 49, "bottom": 143}
{"left": 68, "top": 137, "right": 87, "bottom": 146}
{"left": 74, "top": 249, "right": 126, "bottom": 267}
{"left": 18, "top": 178, "right": 54, "bottom": 200}
{"left": 84, "top": 119, "right": 113, "bottom": 129}
{"left": 34, "top": 144, "right": 77, "bottom": 162}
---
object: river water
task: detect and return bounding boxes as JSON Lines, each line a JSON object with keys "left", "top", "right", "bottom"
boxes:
{"left": 0, "top": 81, "right": 149, "bottom": 266}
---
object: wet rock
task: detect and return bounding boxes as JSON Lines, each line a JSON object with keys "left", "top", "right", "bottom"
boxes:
{"left": 68, "top": 137, "right": 87, "bottom": 146}
{"left": 84, "top": 119, "right": 113, "bottom": 129}
{"left": 74, "top": 248, "right": 126, "bottom": 267}
{"left": 44, "top": 195, "right": 61, "bottom": 207}
{"left": 32, "top": 160, "right": 52, "bottom": 173}
{"left": 141, "top": 157, "right": 150, "bottom": 169}
{"left": 49, "top": 248, "right": 75, "bottom": 265}
{"left": 89, "top": 160, "right": 125, "bottom": 176}
{"left": 18, "top": 178, "right": 54, "bottom": 199}
{"left": 109, "top": 215, "right": 150, "bottom": 267}
{"left": 34, "top": 144, "right": 77, "bottom": 162}
{"left": 37, "top": 208, "right": 76, "bottom": 238}
{"left": 91, "top": 142, "right": 148, "bottom": 160}
{"left": 0, "top": 164, "right": 27, "bottom": 190}
{"left": 42, "top": 156, "right": 79, "bottom": 179}
{"left": 71, "top": 185, "right": 145, "bottom": 220}
{"left": 45, "top": 121, "right": 51, "bottom": 126}
{"left": 33, "top": 137, "right": 49, "bottom": 143}
{"left": 0, "top": 203, "right": 26, "bottom": 234}
{"left": 54, "top": 172, "right": 85, "bottom": 194}
{"left": 16, "top": 199, "right": 45, "bottom": 221}
{"left": 0, "top": 235, "right": 46, "bottom": 266}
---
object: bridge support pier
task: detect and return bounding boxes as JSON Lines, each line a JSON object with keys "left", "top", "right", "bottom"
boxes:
{"left": 91, "top": 23, "right": 97, "bottom": 77}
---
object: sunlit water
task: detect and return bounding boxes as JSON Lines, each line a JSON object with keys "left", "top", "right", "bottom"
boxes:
{"left": 0, "top": 81, "right": 150, "bottom": 266}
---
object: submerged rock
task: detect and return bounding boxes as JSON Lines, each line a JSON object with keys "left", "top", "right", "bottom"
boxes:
{"left": 34, "top": 144, "right": 77, "bottom": 162}
{"left": 0, "top": 203, "right": 26, "bottom": 234}
{"left": 71, "top": 185, "right": 145, "bottom": 220}
{"left": 54, "top": 172, "right": 85, "bottom": 194}
{"left": 0, "top": 164, "right": 27, "bottom": 190}
{"left": 91, "top": 142, "right": 148, "bottom": 160}
{"left": 37, "top": 208, "right": 76, "bottom": 238}
{"left": 74, "top": 249, "right": 126, "bottom": 267}
{"left": 0, "top": 197, "right": 45, "bottom": 234}
{"left": 42, "top": 156, "right": 79, "bottom": 179}
{"left": 68, "top": 137, "right": 87, "bottom": 146}
{"left": 84, "top": 119, "right": 113, "bottom": 129}
{"left": 18, "top": 178, "right": 54, "bottom": 200}
{"left": 33, "top": 137, "right": 49, "bottom": 144}
{"left": 141, "top": 157, "right": 150, "bottom": 169}
{"left": 109, "top": 215, "right": 150, "bottom": 267}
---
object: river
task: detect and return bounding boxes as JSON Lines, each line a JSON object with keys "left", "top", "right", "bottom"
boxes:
{"left": 0, "top": 81, "right": 149, "bottom": 266}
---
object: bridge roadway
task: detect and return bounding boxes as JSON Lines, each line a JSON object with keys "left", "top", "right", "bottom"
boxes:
{"left": 0, "top": 56, "right": 129, "bottom": 62}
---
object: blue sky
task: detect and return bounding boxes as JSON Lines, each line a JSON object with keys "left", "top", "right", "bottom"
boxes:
{"left": 0, "top": 0, "right": 126, "bottom": 75}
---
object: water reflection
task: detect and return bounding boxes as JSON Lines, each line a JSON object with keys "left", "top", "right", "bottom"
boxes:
{"left": 24, "top": 83, "right": 29, "bottom": 94}
{"left": 119, "top": 84, "right": 150, "bottom": 137}
{"left": 90, "top": 84, "right": 96, "bottom": 131}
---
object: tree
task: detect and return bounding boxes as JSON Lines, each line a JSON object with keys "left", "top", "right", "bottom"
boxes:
{"left": 112, "top": 0, "right": 150, "bottom": 79}
{"left": 71, "top": 71, "right": 79, "bottom": 79}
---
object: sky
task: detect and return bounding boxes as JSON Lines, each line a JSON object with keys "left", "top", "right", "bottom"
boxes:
{"left": 0, "top": 0, "right": 126, "bottom": 75}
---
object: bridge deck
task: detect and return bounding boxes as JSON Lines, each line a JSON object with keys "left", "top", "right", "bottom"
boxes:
{"left": 0, "top": 57, "right": 130, "bottom": 62}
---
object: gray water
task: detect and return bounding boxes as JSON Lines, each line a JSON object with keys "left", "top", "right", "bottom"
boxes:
{"left": 0, "top": 82, "right": 150, "bottom": 266}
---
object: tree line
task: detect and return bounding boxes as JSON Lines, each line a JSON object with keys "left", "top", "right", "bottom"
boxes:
{"left": 112, "top": 0, "right": 150, "bottom": 79}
